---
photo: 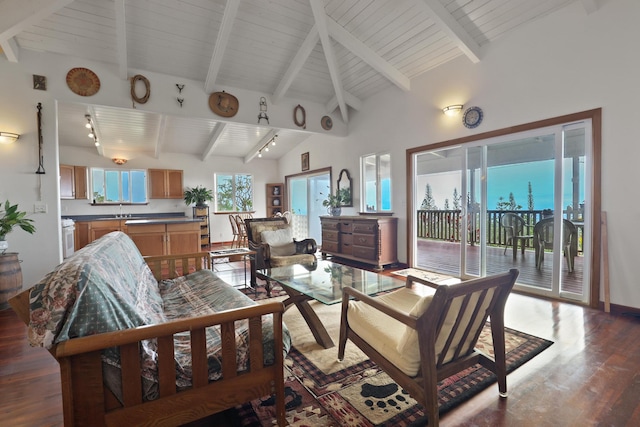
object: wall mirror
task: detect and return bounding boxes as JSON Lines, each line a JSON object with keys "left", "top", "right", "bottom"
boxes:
{"left": 337, "top": 168, "right": 353, "bottom": 207}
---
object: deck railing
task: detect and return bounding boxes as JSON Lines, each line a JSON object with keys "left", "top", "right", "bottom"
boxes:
{"left": 417, "top": 209, "right": 583, "bottom": 252}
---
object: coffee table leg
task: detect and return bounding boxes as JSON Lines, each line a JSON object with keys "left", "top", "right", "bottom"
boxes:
{"left": 283, "top": 289, "right": 334, "bottom": 349}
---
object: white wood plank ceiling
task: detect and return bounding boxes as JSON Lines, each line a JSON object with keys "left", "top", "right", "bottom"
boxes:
{"left": 1, "top": 0, "right": 591, "bottom": 161}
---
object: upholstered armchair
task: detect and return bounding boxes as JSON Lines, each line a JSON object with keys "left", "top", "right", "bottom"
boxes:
{"left": 245, "top": 217, "right": 317, "bottom": 286}
{"left": 338, "top": 269, "right": 519, "bottom": 427}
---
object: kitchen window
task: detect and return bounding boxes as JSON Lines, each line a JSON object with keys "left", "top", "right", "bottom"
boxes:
{"left": 91, "top": 168, "right": 147, "bottom": 204}
{"left": 215, "top": 173, "right": 253, "bottom": 212}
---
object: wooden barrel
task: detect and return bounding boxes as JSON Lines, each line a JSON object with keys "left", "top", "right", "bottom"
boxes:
{"left": 0, "top": 253, "right": 23, "bottom": 310}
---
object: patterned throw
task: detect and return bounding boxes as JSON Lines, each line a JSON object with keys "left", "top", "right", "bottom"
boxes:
{"left": 231, "top": 291, "right": 552, "bottom": 426}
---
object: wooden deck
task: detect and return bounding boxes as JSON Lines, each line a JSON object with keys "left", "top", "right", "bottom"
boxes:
{"left": 416, "top": 238, "right": 584, "bottom": 295}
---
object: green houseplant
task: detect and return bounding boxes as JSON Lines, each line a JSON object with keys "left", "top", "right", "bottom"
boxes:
{"left": 184, "top": 186, "right": 213, "bottom": 207}
{"left": 0, "top": 200, "right": 36, "bottom": 253}
{"left": 321, "top": 188, "right": 351, "bottom": 216}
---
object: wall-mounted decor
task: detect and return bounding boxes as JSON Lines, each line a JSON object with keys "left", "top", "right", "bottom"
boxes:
{"left": 35, "top": 103, "right": 45, "bottom": 174}
{"left": 463, "top": 106, "right": 483, "bottom": 129}
{"left": 337, "top": 168, "right": 353, "bottom": 207}
{"left": 301, "top": 152, "right": 309, "bottom": 171}
{"left": 176, "top": 83, "right": 184, "bottom": 107}
{"left": 33, "top": 75, "right": 46, "bottom": 91}
{"left": 66, "top": 67, "right": 100, "bottom": 96}
{"left": 294, "top": 104, "right": 306, "bottom": 129}
{"left": 321, "top": 115, "right": 333, "bottom": 130}
{"left": 209, "top": 91, "right": 239, "bottom": 117}
{"left": 130, "top": 74, "right": 150, "bottom": 106}
{"left": 258, "top": 97, "right": 269, "bottom": 124}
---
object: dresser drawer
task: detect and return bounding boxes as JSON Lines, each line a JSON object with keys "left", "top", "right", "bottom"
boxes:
{"left": 322, "top": 241, "right": 339, "bottom": 253}
{"left": 353, "top": 233, "right": 376, "bottom": 247}
{"left": 340, "top": 242, "right": 353, "bottom": 256}
{"left": 338, "top": 221, "right": 352, "bottom": 233}
{"left": 341, "top": 233, "right": 353, "bottom": 245}
{"left": 353, "top": 246, "right": 376, "bottom": 260}
{"left": 322, "top": 220, "right": 340, "bottom": 231}
{"left": 323, "top": 230, "right": 339, "bottom": 242}
{"left": 352, "top": 221, "right": 377, "bottom": 234}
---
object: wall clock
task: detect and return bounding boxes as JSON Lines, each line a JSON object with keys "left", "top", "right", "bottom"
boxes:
{"left": 463, "top": 106, "right": 483, "bottom": 129}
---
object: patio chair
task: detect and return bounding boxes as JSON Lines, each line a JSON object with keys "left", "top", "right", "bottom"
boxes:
{"left": 533, "top": 218, "right": 578, "bottom": 272}
{"left": 500, "top": 213, "right": 532, "bottom": 258}
{"left": 338, "top": 269, "right": 519, "bottom": 427}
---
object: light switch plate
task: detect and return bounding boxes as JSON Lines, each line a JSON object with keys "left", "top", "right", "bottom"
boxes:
{"left": 34, "top": 202, "right": 47, "bottom": 213}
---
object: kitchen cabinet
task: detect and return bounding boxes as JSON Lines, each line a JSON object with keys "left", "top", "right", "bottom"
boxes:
{"left": 126, "top": 221, "right": 200, "bottom": 256}
{"left": 89, "top": 220, "right": 127, "bottom": 242}
{"left": 74, "top": 221, "right": 91, "bottom": 251}
{"left": 320, "top": 216, "right": 398, "bottom": 271}
{"left": 60, "top": 165, "right": 87, "bottom": 200}
{"left": 266, "top": 183, "right": 284, "bottom": 216}
{"left": 148, "top": 169, "right": 183, "bottom": 199}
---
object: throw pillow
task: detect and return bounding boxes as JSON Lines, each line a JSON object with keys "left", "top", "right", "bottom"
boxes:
{"left": 261, "top": 227, "right": 296, "bottom": 257}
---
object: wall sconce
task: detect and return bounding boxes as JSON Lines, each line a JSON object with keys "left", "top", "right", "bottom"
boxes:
{"left": 0, "top": 132, "right": 20, "bottom": 144}
{"left": 112, "top": 158, "right": 127, "bottom": 165}
{"left": 442, "top": 104, "right": 463, "bottom": 116}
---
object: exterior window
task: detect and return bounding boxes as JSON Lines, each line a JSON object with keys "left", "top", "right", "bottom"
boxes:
{"left": 361, "top": 153, "right": 391, "bottom": 212}
{"left": 215, "top": 173, "right": 253, "bottom": 212}
{"left": 91, "top": 168, "right": 147, "bottom": 204}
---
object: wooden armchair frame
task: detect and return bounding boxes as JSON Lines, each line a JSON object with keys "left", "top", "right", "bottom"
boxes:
{"left": 338, "top": 269, "right": 519, "bottom": 427}
{"left": 10, "top": 252, "right": 286, "bottom": 427}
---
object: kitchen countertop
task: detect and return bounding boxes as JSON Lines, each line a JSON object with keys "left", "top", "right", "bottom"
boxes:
{"left": 125, "top": 218, "right": 202, "bottom": 225}
{"left": 63, "top": 212, "right": 187, "bottom": 222}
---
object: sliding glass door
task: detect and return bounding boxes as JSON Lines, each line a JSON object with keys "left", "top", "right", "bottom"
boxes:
{"left": 412, "top": 120, "right": 592, "bottom": 303}
{"left": 287, "top": 170, "right": 330, "bottom": 244}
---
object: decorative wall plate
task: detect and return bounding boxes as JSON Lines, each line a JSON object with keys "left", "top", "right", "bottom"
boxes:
{"left": 66, "top": 67, "right": 101, "bottom": 96}
{"left": 321, "top": 115, "right": 333, "bottom": 130}
{"left": 209, "top": 91, "right": 239, "bottom": 117}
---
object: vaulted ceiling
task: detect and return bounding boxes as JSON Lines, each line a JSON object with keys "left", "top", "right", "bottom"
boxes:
{"left": 1, "top": 0, "right": 592, "bottom": 161}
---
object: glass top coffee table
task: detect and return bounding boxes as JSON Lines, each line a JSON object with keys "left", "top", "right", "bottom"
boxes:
{"left": 259, "top": 260, "right": 405, "bottom": 348}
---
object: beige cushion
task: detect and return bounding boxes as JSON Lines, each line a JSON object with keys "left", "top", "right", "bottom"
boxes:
{"left": 250, "top": 223, "right": 288, "bottom": 244}
{"left": 261, "top": 228, "right": 296, "bottom": 256}
{"left": 347, "top": 288, "right": 427, "bottom": 376}
{"left": 270, "top": 253, "right": 315, "bottom": 267}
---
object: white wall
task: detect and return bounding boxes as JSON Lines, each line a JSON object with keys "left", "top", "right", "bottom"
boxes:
{"left": 280, "top": 0, "right": 640, "bottom": 308}
{"left": 3, "top": 0, "right": 640, "bottom": 308}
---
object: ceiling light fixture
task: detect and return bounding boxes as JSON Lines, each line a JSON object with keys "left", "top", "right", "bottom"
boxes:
{"left": 442, "top": 104, "right": 463, "bottom": 116}
{"left": 0, "top": 132, "right": 20, "bottom": 144}
{"left": 112, "top": 158, "right": 127, "bottom": 165}
{"left": 257, "top": 134, "right": 278, "bottom": 158}
{"left": 85, "top": 114, "right": 100, "bottom": 147}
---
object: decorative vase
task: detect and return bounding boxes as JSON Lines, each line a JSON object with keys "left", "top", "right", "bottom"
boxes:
{"left": 0, "top": 236, "right": 7, "bottom": 254}
{"left": 329, "top": 207, "right": 341, "bottom": 216}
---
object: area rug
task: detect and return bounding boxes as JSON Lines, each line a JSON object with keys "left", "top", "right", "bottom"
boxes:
{"left": 226, "top": 298, "right": 552, "bottom": 426}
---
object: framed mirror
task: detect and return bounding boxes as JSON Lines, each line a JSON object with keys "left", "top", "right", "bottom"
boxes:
{"left": 337, "top": 169, "right": 353, "bottom": 207}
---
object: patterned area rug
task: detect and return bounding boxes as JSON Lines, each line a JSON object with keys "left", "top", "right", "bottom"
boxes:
{"left": 228, "top": 292, "right": 552, "bottom": 426}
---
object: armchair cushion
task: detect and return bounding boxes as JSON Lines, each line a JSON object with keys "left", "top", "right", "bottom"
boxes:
{"left": 261, "top": 228, "right": 296, "bottom": 256}
{"left": 347, "top": 288, "right": 428, "bottom": 376}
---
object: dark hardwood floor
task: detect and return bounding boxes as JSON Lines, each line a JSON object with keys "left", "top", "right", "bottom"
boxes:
{"left": 2, "top": 258, "right": 639, "bottom": 426}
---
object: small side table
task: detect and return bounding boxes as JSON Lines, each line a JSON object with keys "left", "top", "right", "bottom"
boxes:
{"left": 209, "top": 248, "right": 256, "bottom": 289}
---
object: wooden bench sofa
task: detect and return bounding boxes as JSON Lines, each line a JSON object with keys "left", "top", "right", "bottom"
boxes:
{"left": 10, "top": 231, "right": 289, "bottom": 426}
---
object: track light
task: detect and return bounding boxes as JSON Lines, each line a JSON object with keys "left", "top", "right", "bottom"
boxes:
{"left": 257, "top": 134, "right": 278, "bottom": 158}
{"left": 85, "top": 114, "right": 99, "bottom": 147}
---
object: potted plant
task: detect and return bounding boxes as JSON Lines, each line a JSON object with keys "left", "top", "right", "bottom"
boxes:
{"left": 184, "top": 186, "right": 213, "bottom": 207}
{"left": 0, "top": 200, "right": 36, "bottom": 253}
{"left": 321, "top": 188, "right": 349, "bottom": 216}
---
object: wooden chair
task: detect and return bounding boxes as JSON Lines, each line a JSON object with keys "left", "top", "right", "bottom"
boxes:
{"left": 533, "top": 217, "right": 578, "bottom": 272}
{"left": 338, "top": 269, "right": 519, "bottom": 427}
{"left": 235, "top": 215, "right": 248, "bottom": 247}
{"left": 229, "top": 214, "right": 239, "bottom": 248}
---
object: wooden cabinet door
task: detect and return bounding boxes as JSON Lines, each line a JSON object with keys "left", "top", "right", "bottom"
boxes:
{"left": 74, "top": 166, "right": 87, "bottom": 200}
{"left": 148, "top": 169, "right": 167, "bottom": 199}
{"left": 90, "top": 220, "right": 121, "bottom": 242}
{"left": 166, "top": 169, "right": 183, "bottom": 199}
{"left": 129, "top": 232, "right": 166, "bottom": 256}
{"left": 74, "top": 221, "right": 91, "bottom": 251}
{"left": 167, "top": 223, "right": 199, "bottom": 255}
{"left": 60, "top": 165, "right": 75, "bottom": 199}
